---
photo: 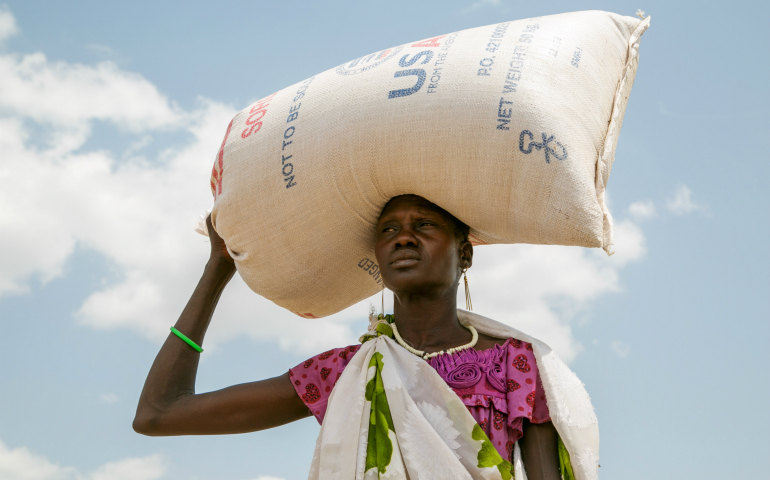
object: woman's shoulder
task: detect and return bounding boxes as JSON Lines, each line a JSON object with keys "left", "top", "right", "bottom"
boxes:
{"left": 292, "top": 344, "right": 361, "bottom": 370}
{"left": 504, "top": 337, "right": 533, "bottom": 351}
{"left": 473, "top": 332, "right": 509, "bottom": 351}
{"left": 289, "top": 343, "right": 362, "bottom": 424}
{"left": 474, "top": 332, "right": 534, "bottom": 352}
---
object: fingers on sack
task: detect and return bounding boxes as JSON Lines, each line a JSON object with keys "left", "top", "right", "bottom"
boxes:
{"left": 205, "top": 214, "right": 220, "bottom": 239}
{"left": 205, "top": 215, "right": 234, "bottom": 262}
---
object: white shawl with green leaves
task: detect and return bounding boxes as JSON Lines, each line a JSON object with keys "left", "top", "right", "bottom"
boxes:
{"left": 307, "top": 310, "right": 599, "bottom": 480}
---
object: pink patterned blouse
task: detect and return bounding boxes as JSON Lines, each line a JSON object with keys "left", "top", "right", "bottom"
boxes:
{"left": 289, "top": 338, "right": 551, "bottom": 462}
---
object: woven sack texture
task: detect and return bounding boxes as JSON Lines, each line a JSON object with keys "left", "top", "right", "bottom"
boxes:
{"left": 207, "top": 10, "right": 650, "bottom": 318}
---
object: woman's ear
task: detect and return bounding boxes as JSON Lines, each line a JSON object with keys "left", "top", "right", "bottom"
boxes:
{"left": 460, "top": 240, "right": 473, "bottom": 269}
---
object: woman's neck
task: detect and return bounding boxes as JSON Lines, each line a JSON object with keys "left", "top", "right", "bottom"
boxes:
{"left": 392, "top": 288, "right": 471, "bottom": 353}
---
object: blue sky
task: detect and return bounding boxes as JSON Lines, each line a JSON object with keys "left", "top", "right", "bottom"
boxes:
{"left": 0, "top": 1, "right": 768, "bottom": 479}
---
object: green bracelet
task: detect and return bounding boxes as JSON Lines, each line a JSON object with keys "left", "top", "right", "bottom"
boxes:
{"left": 170, "top": 327, "right": 203, "bottom": 353}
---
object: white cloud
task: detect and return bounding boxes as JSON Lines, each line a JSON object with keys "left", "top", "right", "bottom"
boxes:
{"left": 0, "top": 6, "right": 19, "bottom": 43}
{"left": 87, "top": 456, "right": 165, "bottom": 480}
{"left": 99, "top": 393, "right": 119, "bottom": 404}
{"left": 0, "top": 438, "right": 72, "bottom": 480}
{"left": 610, "top": 340, "right": 631, "bottom": 358}
{"left": 606, "top": 219, "right": 647, "bottom": 267}
{"left": 627, "top": 200, "right": 656, "bottom": 220}
{"left": 0, "top": 28, "right": 362, "bottom": 354}
{"left": 0, "top": 438, "right": 164, "bottom": 480}
{"left": 468, "top": 218, "right": 646, "bottom": 362}
{"left": 0, "top": 53, "right": 182, "bottom": 131}
{"left": 666, "top": 184, "right": 702, "bottom": 215}
{"left": 0, "top": 6, "right": 648, "bottom": 361}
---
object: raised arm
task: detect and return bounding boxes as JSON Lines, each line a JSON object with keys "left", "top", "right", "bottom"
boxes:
{"left": 132, "top": 216, "right": 310, "bottom": 436}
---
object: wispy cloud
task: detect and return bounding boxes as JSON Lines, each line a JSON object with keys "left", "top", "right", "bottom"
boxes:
{"left": 461, "top": 0, "right": 502, "bottom": 14}
{"left": 86, "top": 44, "right": 115, "bottom": 56}
{"left": 0, "top": 6, "right": 19, "bottom": 43}
{"left": 85, "top": 43, "right": 131, "bottom": 66}
{"left": 99, "top": 393, "right": 119, "bottom": 404}
{"left": 610, "top": 340, "right": 631, "bottom": 358}
{"left": 666, "top": 184, "right": 703, "bottom": 215}
{"left": 628, "top": 200, "right": 656, "bottom": 221}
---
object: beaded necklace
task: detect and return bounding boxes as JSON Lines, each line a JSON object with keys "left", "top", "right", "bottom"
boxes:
{"left": 391, "top": 321, "right": 478, "bottom": 360}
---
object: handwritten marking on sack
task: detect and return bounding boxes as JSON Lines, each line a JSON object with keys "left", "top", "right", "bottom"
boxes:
{"left": 571, "top": 47, "right": 582, "bottom": 68}
{"left": 336, "top": 46, "right": 405, "bottom": 75}
{"left": 241, "top": 92, "right": 278, "bottom": 139}
{"left": 519, "top": 130, "right": 568, "bottom": 163}
{"left": 501, "top": 24, "right": 539, "bottom": 94}
{"left": 281, "top": 77, "right": 315, "bottom": 189}
{"left": 358, "top": 258, "right": 383, "bottom": 285}
{"left": 478, "top": 23, "right": 509, "bottom": 76}
{"left": 427, "top": 33, "right": 458, "bottom": 94}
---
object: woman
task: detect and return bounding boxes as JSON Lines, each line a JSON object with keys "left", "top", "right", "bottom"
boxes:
{"left": 133, "top": 195, "right": 568, "bottom": 480}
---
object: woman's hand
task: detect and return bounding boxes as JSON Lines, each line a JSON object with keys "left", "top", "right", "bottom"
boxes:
{"left": 206, "top": 214, "right": 235, "bottom": 268}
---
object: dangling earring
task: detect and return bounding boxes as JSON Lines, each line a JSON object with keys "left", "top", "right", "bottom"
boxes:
{"left": 381, "top": 286, "right": 385, "bottom": 318}
{"left": 463, "top": 268, "right": 473, "bottom": 311}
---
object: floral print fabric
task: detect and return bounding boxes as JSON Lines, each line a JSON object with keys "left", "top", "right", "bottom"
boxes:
{"left": 290, "top": 338, "right": 550, "bottom": 462}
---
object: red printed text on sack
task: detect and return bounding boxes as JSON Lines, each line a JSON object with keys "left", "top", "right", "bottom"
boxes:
{"left": 211, "top": 119, "right": 233, "bottom": 198}
{"left": 412, "top": 35, "right": 446, "bottom": 48}
{"left": 241, "top": 92, "right": 278, "bottom": 139}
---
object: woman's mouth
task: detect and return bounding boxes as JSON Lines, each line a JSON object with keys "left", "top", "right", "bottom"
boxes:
{"left": 390, "top": 250, "right": 421, "bottom": 268}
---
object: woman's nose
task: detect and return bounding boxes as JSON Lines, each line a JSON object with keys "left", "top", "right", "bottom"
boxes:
{"left": 394, "top": 227, "right": 419, "bottom": 248}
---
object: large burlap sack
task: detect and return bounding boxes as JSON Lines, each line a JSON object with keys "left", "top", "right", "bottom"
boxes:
{"left": 206, "top": 10, "right": 650, "bottom": 318}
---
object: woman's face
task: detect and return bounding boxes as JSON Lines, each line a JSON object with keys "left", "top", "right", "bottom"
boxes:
{"left": 374, "top": 195, "right": 472, "bottom": 296}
